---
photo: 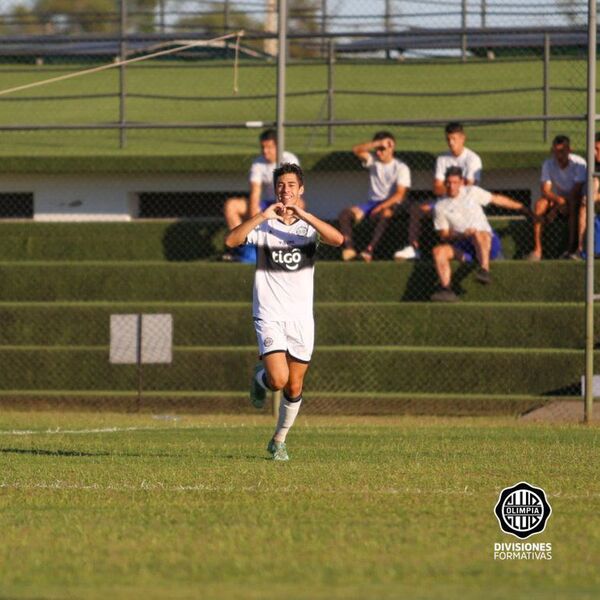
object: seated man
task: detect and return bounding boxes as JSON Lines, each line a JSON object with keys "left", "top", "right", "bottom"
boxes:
{"left": 576, "top": 132, "right": 600, "bottom": 256}
{"left": 528, "top": 134, "right": 586, "bottom": 261}
{"left": 431, "top": 166, "right": 532, "bottom": 302}
{"left": 339, "top": 131, "right": 410, "bottom": 262}
{"left": 223, "top": 128, "right": 300, "bottom": 261}
{"left": 395, "top": 121, "right": 482, "bottom": 261}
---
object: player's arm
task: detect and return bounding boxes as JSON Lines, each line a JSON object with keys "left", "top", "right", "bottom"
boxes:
{"left": 433, "top": 179, "right": 445, "bottom": 196}
{"left": 352, "top": 139, "right": 380, "bottom": 163}
{"left": 225, "top": 203, "right": 279, "bottom": 248}
{"left": 490, "top": 193, "right": 533, "bottom": 217}
{"left": 371, "top": 185, "right": 408, "bottom": 215}
{"left": 247, "top": 182, "right": 262, "bottom": 217}
{"left": 287, "top": 205, "right": 344, "bottom": 246}
{"left": 541, "top": 181, "right": 565, "bottom": 206}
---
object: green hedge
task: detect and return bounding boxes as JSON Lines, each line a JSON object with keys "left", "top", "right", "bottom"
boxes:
{"left": 0, "top": 346, "right": 584, "bottom": 395}
{"left": 0, "top": 302, "right": 589, "bottom": 349}
{"left": 0, "top": 262, "right": 588, "bottom": 302}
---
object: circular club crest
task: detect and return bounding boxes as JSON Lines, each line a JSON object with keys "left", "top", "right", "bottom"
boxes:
{"left": 494, "top": 481, "right": 552, "bottom": 539}
{"left": 296, "top": 225, "right": 308, "bottom": 236}
{"left": 263, "top": 337, "right": 274, "bottom": 348}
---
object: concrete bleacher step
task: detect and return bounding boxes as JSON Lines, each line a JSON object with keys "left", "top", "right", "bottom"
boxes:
{"left": 0, "top": 261, "right": 589, "bottom": 302}
{"left": 0, "top": 301, "right": 591, "bottom": 348}
{"left": 0, "top": 217, "right": 566, "bottom": 262}
{"left": 0, "top": 346, "right": 585, "bottom": 396}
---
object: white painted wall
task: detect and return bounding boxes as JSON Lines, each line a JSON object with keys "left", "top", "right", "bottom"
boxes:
{"left": 0, "top": 169, "right": 543, "bottom": 222}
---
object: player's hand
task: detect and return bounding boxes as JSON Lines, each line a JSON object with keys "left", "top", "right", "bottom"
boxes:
{"left": 370, "top": 204, "right": 384, "bottom": 217}
{"left": 284, "top": 203, "right": 308, "bottom": 220}
{"left": 464, "top": 228, "right": 477, "bottom": 238}
{"left": 262, "top": 202, "right": 284, "bottom": 219}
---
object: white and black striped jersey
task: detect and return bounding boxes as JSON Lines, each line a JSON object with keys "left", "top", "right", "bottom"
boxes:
{"left": 246, "top": 218, "right": 318, "bottom": 321}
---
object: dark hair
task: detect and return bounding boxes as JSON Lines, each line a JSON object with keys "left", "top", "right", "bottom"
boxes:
{"left": 273, "top": 162, "right": 304, "bottom": 187}
{"left": 445, "top": 122, "right": 464, "bottom": 135}
{"left": 552, "top": 134, "right": 570, "bottom": 147}
{"left": 445, "top": 166, "right": 463, "bottom": 180}
{"left": 372, "top": 130, "right": 395, "bottom": 143}
{"left": 595, "top": 132, "right": 600, "bottom": 143}
{"left": 259, "top": 128, "right": 277, "bottom": 143}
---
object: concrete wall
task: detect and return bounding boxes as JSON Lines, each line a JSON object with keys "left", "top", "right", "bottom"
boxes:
{"left": 0, "top": 168, "right": 542, "bottom": 222}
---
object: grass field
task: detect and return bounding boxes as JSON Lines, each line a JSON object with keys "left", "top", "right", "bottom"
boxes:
{"left": 0, "top": 56, "right": 590, "bottom": 159}
{"left": 0, "top": 412, "right": 598, "bottom": 599}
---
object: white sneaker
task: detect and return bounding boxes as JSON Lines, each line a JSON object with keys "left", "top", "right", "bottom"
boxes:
{"left": 394, "top": 245, "right": 421, "bottom": 261}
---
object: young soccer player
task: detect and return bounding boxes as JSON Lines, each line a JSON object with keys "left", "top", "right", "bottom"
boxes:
{"left": 225, "top": 163, "right": 344, "bottom": 461}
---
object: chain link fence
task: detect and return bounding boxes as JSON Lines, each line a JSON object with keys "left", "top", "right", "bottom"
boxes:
{"left": 0, "top": 0, "right": 592, "bottom": 416}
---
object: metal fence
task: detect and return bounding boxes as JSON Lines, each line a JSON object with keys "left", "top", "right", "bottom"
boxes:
{"left": 0, "top": 0, "right": 594, "bottom": 419}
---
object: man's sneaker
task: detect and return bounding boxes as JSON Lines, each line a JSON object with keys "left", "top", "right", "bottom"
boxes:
{"left": 430, "top": 287, "right": 459, "bottom": 302}
{"left": 250, "top": 364, "right": 267, "bottom": 409}
{"left": 393, "top": 245, "right": 421, "bottom": 261}
{"left": 475, "top": 268, "right": 491, "bottom": 285}
{"left": 267, "top": 438, "right": 289, "bottom": 461}
{"left": 342, "top": 247, "right": 357, "bottom": 261}
{"left": 359, "top": 250, "right": 373, "bottom": 263}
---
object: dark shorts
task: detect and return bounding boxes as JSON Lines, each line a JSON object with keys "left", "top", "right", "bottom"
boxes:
{"left": 453, "top": 231, "right": 503, "bottom": 262}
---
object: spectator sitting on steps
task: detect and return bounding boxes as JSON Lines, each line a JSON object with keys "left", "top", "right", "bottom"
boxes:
{"left": 431, "top": 166, "right": 533, "bottom": 303}
{"left": 338, "top": 131, "right": 411, "bottom": 262}
{"left": 527, "top": 134, "right": 586, "bottom": 261}
{"left": 394, "top": 121, "right": 482, "bottom": 261}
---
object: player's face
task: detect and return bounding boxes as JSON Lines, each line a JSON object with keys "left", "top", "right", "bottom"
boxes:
{"left": 261, "top": 139, "right": 277, "bottom": 163}
{"left": 552, "top": 143, "right": 570, "bottom": 166}
{"left": 275, "top": 173, "right": 304, "bottom": 205}
{"left": 374, "top": 138, "right": 395, "bottom": 163}
{"left": 446, "top": 132, "right": 465, "bottom": 156}
{"left": 445, "top": 175, "right": 463, "bottom": 198}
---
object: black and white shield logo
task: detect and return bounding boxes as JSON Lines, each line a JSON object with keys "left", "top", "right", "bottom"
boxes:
{"left": 494, "top": 481, "right": 552, "bottom": 539}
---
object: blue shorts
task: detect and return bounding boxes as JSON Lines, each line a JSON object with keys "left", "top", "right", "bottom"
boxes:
{"left": 357, "top": 200, "right": 382, "bottom": 217}
{"left": 453, "top": 231, "right": 503, "bottom": 262}
{"left": 259, "top": 199, "right": 275, "bottom": 212}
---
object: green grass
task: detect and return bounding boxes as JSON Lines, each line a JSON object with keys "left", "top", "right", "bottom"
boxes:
{"left": 0, "top": 412, "right": 598, "bottom": 599}
{"left": 0, "top": 56, "right": 591, "bottom": 163}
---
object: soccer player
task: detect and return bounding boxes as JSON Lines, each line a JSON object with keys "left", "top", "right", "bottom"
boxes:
{"left": 338, "top": 131, "right": 411, "bottom": 262}
{"left": 395, "top": 121, "right": 482, "bottom": 260}
{"left": 222, "top": 128, "right": 301, "bottom": 261}
{"left": 431, "top": 166, "right": 531, "bottom": 302}
{"left": 528, "top": 134, "right": 586, "bottom": 261}
{"left": 225, "top": 163, "right": 344, "bottom": 461}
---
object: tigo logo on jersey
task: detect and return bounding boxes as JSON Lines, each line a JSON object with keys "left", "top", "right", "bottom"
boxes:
{"left": 271, "top": 248, "right": 302, "bottom": 271}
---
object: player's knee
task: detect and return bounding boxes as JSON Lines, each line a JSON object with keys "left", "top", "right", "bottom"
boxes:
{"left": 267, "top": 371, "right": 288, "bottom": 391}
{"left": 285, "top": 382, "right": 303, "bottom": 399}
{"left": 432, "top": 244, "right": 448, "bottom": 261}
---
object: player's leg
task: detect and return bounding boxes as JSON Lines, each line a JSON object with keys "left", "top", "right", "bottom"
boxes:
{"left": 251, "top": 320, "right": 288, "bottom": 408}
{"left": 338, "top": 205, "right": 364, "bottom": 260}
{"left": 268, "top": 320, "right": 314, "bottom": 460}
{"left": 362, "top": 207, "right": 394, "bottom": 262}
{"left": 472, "top": 230, "right": 492, "bottom": 271}
{"left": 566, "top": 193, "right": 581, "bottom": 256}
{"left": 395, "top": 201, "right": 430, "bottom": 260}
{"left": 431, "top": 243, "right": 463, "bottom": 301}
{"left": 223, "top": 196, "right": 249, "bottom": 230}
{"left": 529, "top": 197, "right": 548, "bottom": 260}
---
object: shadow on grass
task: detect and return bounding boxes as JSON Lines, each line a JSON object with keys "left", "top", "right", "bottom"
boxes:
{"left": 0, "top": 447, "right": 110, "bottom": 457}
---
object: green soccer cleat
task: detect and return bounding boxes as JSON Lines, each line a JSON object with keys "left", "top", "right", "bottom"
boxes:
{"left": 267, "top": 438, "right": 289, "bottom": 461}
{"left": 250, "top": 363, "right": 267, "bottom": 409}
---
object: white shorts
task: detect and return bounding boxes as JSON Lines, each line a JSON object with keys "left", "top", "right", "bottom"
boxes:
{"left": 253, "top": 318, "right": 314, "bottom": 363}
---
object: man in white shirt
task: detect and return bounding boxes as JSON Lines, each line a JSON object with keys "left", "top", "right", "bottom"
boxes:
{"left": 338, "top": 131, "right": 411, "bottom": 262}
{"left": 225, "top": 163, "right": 343, "bottom": 461}
{"left": 223, "top": 128, "right": 301, "bottom": 261}
{"left": 528, "top": 134, "right": 586, "bottom": 260}
{"left": 395, "top": 122, "right": 482, "bottom": 261}
{"left": 576, "top": 132, "right": 600, "bottom": 255}
{"left": 431, "top": 167, "right": 531, "bottom": 302}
